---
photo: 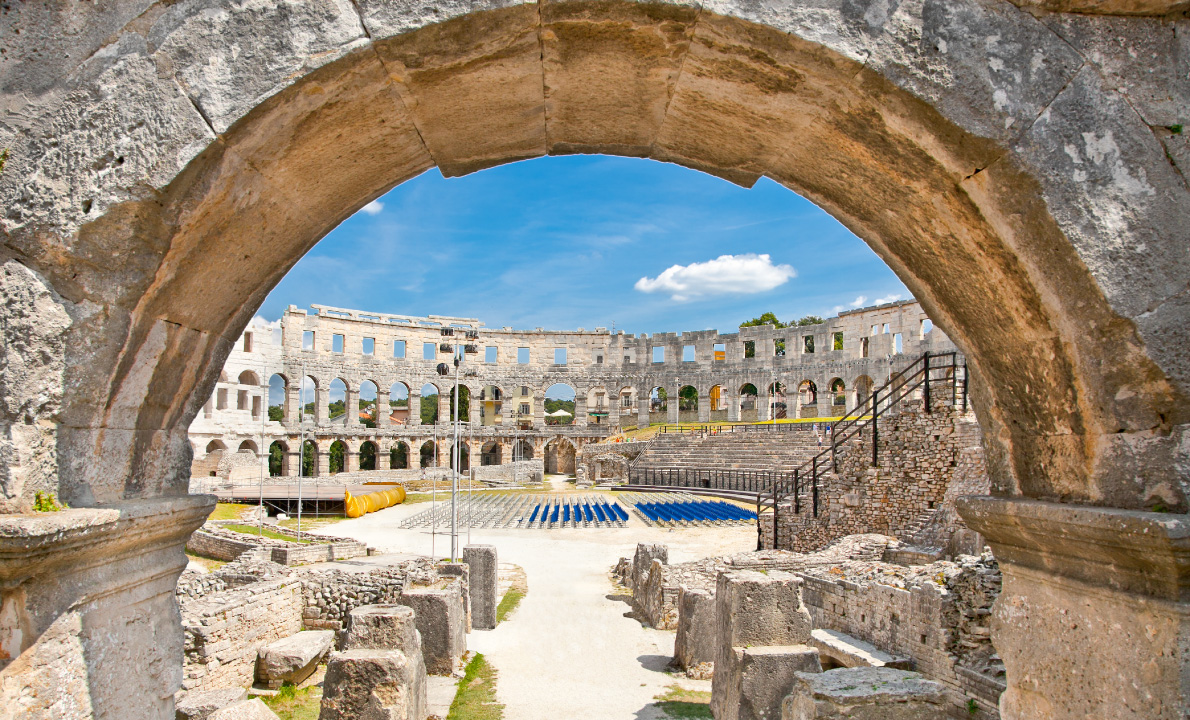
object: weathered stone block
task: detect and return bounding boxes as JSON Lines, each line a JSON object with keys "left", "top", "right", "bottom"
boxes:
{"left": 395, "top": 580, "right": 467, "bottom": 675}
{"left": 632, "top": 542, "right": 668, "bottom": 590}
{"left": 438, "top": 561, "right": 472, "bottom": 632}
{"left": 319, "top": 649, "right": 425, "bottom": 720}
{"left": 255, "top": 630, "right": 335, "bottom": 689}
{"left": 782, "top": 667, "right": 946, "bottom": 719}
{"left": 176, "top": 687, "right": 248, "bottom": 720}
{"left": 463, "top": 545, "right": 498, "bottom": 630}
{"left": 808, "top": 629, "right": 911, "bottom": 671}
{"left": 343, "top": 605, "right": 422, "bottom": 656}
{"left": 674, "top": 586, "right": 716, "bottom": 678}
{"left": 208, "top": 698, "right": 281, "bottom": 720}
{"left": 735, "top": 646, "right": 822, "bottom": 720}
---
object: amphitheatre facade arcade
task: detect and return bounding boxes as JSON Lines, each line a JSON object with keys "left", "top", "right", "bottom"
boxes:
{"left": 190, "top": 300, "right": 954, "bottom": 479}
{"left": 2, "top": 1, "right": 1188, "bottom": 720}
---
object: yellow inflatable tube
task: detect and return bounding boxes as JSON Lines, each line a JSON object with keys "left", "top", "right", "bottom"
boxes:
{"left": 345, "top": 486, "right": 406, "bottom": 518}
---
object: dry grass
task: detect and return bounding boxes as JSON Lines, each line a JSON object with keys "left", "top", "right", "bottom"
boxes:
{"left": 446, "top": 654, "right": 503, "bottom": 720}
{"left": 261, "top": 683, "right": 322, "bottom": 720}
{"left": 653, "top": 684, "right": 712, "bottom": 718}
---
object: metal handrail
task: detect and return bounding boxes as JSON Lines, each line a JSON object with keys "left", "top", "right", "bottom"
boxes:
{"left": 755, "top": 351, "right": 968, "bottom": 549}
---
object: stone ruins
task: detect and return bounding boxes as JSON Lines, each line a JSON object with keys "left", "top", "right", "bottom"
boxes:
{"left": 1, "top": 1, "right": 1187, "bottom": 719}
{"left": 189, "top": 300, "right": 949, "bottom": 483}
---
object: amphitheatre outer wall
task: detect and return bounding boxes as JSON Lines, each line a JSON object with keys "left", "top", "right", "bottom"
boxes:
{"left": 1, "top": 1, "right": 1188, "bottom": 720}
{"left": 190, "top": 300, "right": 953, "bottom": 478}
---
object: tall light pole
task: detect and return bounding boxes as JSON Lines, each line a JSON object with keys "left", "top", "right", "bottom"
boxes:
{"left": 439, "top": 328, "right": 478, "bottom": 560}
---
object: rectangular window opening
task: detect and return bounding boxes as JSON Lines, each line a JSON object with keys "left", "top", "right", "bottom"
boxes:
{"left": 774, "top": 338, "right": 786, "bottom": 357}
{"left": 871, "top": 324, "right": 879, "bottom": 336}
{"left": 921, "top": 318, "right": 933, "bottom": 337}
{"left": 332, "top": 334, "right": 344, "bottom": 353}
{"left": 485, "top": 346, "right": 498, "bottom": 363}
{"left": 554, "top": 348, "right": 567, "bottom": 365}
{"left": 237, "top": 389, "right": 248, "bottom": 411}
{"left": 251, "top": 395, "right": 261, "bottom": 418}
{"left": 682, "top": 345, "right": 695, "bottom": 362}
{"left": 803, "top": 335, "right": 815, "bottom": 354}
{"left": 302, "top": 331, "right": 315, "bottom": 351}
{"left": 393, "top": 340, "right": 406, "bottom": 358}
{"left": 652, "top": 346, "right": 665, "bottom": 363}
{"left": 216, "top": 388, "right": 228, "bottom": 410}
{"left": 423, "top": 342, "right": 436, "bottom": 360}
{"left": 517, "top": 347, "right": 530, "bottom": 364}
{"left": 743, "top": 340, "right": 755, "bottom": 359}
{"left": 833, "top": 331, "right": 844, "bottom": 351}
{"left": 521, "top": 386, "right": 530, "bottom": 396}
{"left": 362, "top": 337, "right": 375, "bottom": 356}
{"left": 861, "top": 337, "right": 870, "bottom": 358}
{"left": 894, "top": 332, "right": 903, "bottom": 354}
{"left": 243, "top": 333, "right": 253, "bottom": 353}
{"left": 883, "top": 323, "right": 890, "bottom": 334}
{"left": 713, "top": 343, "right": 726, "bottom": 361}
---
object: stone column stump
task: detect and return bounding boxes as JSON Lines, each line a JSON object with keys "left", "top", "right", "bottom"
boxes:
{"left": 319, "top": 649, "right": 425, "bottom": 720}
{"left": 463, "top": 545, "right": 498, "bottom": 630}
{"left": 395, "top": 579, "right": 468, "bottom": 675}
{"left": 674, "top": 586, "right": 716, "bottom": 679}
{"left": 711, "top": 570, "right": 821, "bottom": 720}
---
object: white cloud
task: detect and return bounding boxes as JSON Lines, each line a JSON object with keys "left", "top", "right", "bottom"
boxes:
{"left": 634, "top": 254, "right": 796, "bottom": 301}
{"left": 249, "top": 315, "right": 283, "bottom": 345}
{"left": 850, "top": 295, "right": 868, "bottom": 308}
{"left": 360, "top": 200, "right": 384, "bottom": 215}
{"left": 874, "top": 293, "right": 903, "bottom": 305}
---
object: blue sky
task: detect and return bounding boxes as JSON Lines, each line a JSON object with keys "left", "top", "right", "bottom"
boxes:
{"left": 258, "top": 155, "right": 909, "bottom": 335}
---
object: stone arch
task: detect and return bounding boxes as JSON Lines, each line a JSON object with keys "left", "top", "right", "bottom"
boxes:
{"left": 329, "top": 439, "right": 349, "bottom": 474}
{"left": 302, "top": 439, "right": 319, "bottom": 478}
{"left": 854, "top": 375, "right": 875, "bottom": 413}
{"left": 738, "top": 383, "right": 759, "bottom": 421}
{"left": 828, "top": 377, "right": 847, "bottom": 410}
{"left": 328, "top": 378, "right": 349, "bottom": 423}
{"left": 420, "top": 440, "right": 438, "bottom": 468}
{"left": 268, "top": 440, "right": 288, "bottom": 477}
{"left": 237, "top": 370, "right": 260, "bottom": 386}
{"left": 767, "top": 381, "right": 787, "bottom": 420}
{"left": 545, "top": 437, "right": 577, "bottom": 475}
{"left": 449, "top": 440, "right": 471, "bottom": 472}
{"left": 677, "top": 384, "right": 699, "bottom": 422}
{"left": 359, "top": 440, "right": 378, "bottom": 471}
{"left": 390, "top": 441, "right": 410, "bottom": 470}
{"left": 421, "top": 382, "right": 441, "bottom": 425}
{"left": 480, "top": 385, "right": 504, "bottom": 427}
{"left": 267, "top": 373, "right": 288, "bottom": 422}
{"left": 797, "top": 380, "right": 818, "bottom": 418}
{"left": 544, "top": 383, "right": 576, "bottom": 426}
{"left": 359, "top": 380, "right": 379, "bottom": 426}
{"left": 481, "top": 441, "right": 502, "bottom": 466}
{"left": 586, "top": 385, "right": 610, "bottom": 425}
{"left": 7, "top": 3, "right": 1189, "bottom": 716}
{"left": 204, "top": 439, "right": 227, "bottom": 454}
{"left": 513, "top": 439, "right": 535, "bottom": 462}
{"left": 237, "top": 439, "right": 258, "bottom": 455}
{"left": 389, "top": 381, "right": 411, "bottom": 425}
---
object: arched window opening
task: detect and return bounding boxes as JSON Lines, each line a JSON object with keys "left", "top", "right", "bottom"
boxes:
{"left": 545, "top": 439, "right": 576, "bottom": 475}
{"left": 544, "top": 384, "right": 576, "bottom": 426}
{"left": 359, "top": 381, "right": 378, "bottom": 428}
{"left": 797, "top": 380, "right": 818, "bottom": 418}
{"left": 329, "top": 440, "right": 348, "bottom": 474}
{"left": 449, "top": 442, "right": 470, "bottom": 472}
{"left": 421, "top": 383, "right": 440, "bottom": 425}
{"left": 389, "top": 382, "right": 410, "bottom": 425}
{"left": 513, "top": 439, "right": 534, "bottom": 462}
{"left": 480, "top": 386, "right": 503, "bottom": 427}
{"left": 829, "top": 378, "right": 847, "bottom": 408}
{"left": 237, "top": 439, "right": 258, "bottom": 455}
{"left": 300, "top": 376, "right": 318, "bottom": 422}
{"left": 390, "top": 442, "right": 409, "bottom": 470}
{"left": 481, "top": 441, "right": 502, "bottom": 466}
{"left": 301, "top": 440, "right": 317, "bottom": 477}
{"left": 268, "top": 374, "right": 287, "bottom": 421}
{"left": 678, "top": 385, "right": 699, "bottom": 422}
{"left": 420, "top": 440, "right": 437, "bottom": 468}
{"left": 768, "top": 382, "right": 787, "bottom": 420}
{"left": 328, "top": 379, "right": 348, "bottom": 423}
{"left": 268, "top": 441, "right": 288, "bottom": 476}
{"left": 237, "top": 370, "right": 260, "bottom": 386}
{"left": 738, "top": 384, "right": 758, "bottom": 421}
{"left": 359, "top": 441, "right": 377, "bottom": 471}
{"left": 449, "top": 385, "right": 471, "bottom": 423}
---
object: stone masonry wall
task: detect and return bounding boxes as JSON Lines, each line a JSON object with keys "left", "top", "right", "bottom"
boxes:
{"left": 180, "top": 578, "right": 304, "bottom": 691}
{"left": 760, "top": 400, "right": 988, "bottom": 555}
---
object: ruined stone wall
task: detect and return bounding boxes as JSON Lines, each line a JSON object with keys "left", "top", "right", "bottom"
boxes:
{"left": 759, "top": 401, "right": 988, "bottom": 555}
{"left": 185, "top": 525, "right": 369, "bottom": 565}
{"left": 180, "top": 578, "right": 304, "bottom": 691}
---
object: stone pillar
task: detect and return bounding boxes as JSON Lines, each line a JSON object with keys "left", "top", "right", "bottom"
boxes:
{"left": 284, "top": 384, "right": 300, "bottom": 427}
{"left": 320, "top": 650, "right": 424, "bottom": 720}
{"left": 376, "top": 385, "right": 391, "bottom": 428}
{"left": 697, "top": 392, "right": 711, "bottom": 422}
{"left": 637, "top": 395, "right": 650, "bottom": 427}
{"left": 463, "top": 545, "right": 498, "bottom": 630}
{"left": 284, "top": 443, "right": 299, "bottom": 477}
{"left": 760, "top": 386, "right": 773, "bottom": 421}
{"left": 345, "top": 388, "right": 359, "bottom": 427}
{"left": 667, "top": 386, "right": 679, "bottom": 424}
{"left": 727, "top": 387, "right": 741, "bottom": 422}
{"left": 408, "top": 391, "right": 421, "bottom": 427}
{"left": 575, "top": 394, "right": 588, "bottom": 427}
{"left": 958, "top": 497, "right": 1190, "bottom": 720}
{"left": 316, "top": 445, "right": 330, "bottom": 476}
{"left": 468, "top": 391, "right": 479, "bottom": 427}
{"left": 316, "top": 387, "right": 329, "bottom": 426}
{"left": 710, "top": 570, "right": 818, "bottom": 720}
{"left": 438, "top": 392, "right": 449, "bottom": 425}
{"left": 395, "top": 579, "right": 468, "bottom": 675}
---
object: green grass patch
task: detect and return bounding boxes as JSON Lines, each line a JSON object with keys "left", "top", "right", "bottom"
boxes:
{"left": 223, "top": 524, "right": 314, "bottom": 543}
{"left": 496, "top": 587, "right": 526, "bottom": 624}
{"left": 446, "top": 653, "right": 504, "bottom": 720}
{"left": 210, "top": 503, "right": 253, "bottom": 521}
{"left": 653, "top": 685, "right": 712, "bottom": 718}
{"left": 261, "top": 683, "right": 322, "bottom": 720}
{"left": 276, "top": 515, "right": 345, "bottom": 531}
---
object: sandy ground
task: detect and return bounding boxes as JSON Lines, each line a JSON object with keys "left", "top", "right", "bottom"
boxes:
{"left": 311, "top": 480, "right": 756, "bottom": 719}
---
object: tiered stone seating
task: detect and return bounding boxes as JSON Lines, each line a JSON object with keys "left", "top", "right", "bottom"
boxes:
{"left": 633, "top": 428, "right": 827, "bottom": 474}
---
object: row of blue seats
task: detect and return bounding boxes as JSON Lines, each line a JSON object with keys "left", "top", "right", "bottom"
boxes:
{"left": 526, "top": 500, "right": 628, "bottom": 525}
{"left": 634, "top": 500, "right": 757, "bottom": 524}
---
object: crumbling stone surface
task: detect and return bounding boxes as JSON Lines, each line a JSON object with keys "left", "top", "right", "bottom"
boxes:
{"left": 207, "top": 698, "right": 281, "bottom": 720}
{"left": 631, "top": 542, "right": 668, "bottom": 590}
{"left": 175, "top": 687, "right": 248, "bottom": 720}
{"left": 395, "top": 578, "right": 468, "bottom": 675}
{"left": 782, "top": 667, "right": 946, "bottom": 719}
{"left": 674, "top": 587, "right": 716, "bottom": 678}
{"left": 340, "top": 605, "right": 427, "bottom": 719}
{"left": 319, "top": 649, "right": 425, "bottom": 720}
{"left": 735, "top": 646, "right": 822, "bottom": 720}
{"left": 255, "top": 630, "right": 335, "bottom": 689}
{"left": 463, "top": 545, "right": 499, "bottom": 630}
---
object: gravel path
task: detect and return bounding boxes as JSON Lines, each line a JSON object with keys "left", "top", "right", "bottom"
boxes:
{"left": 315, "top": 488, "right": 755, "bottom": 719}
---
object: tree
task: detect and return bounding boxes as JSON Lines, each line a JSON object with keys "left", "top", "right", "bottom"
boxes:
{"left": 796, "top": 315, "right": 824, "bottom": 326}
{"left": 268, "top": 443, "right": 284, "bottom": 476}
{"left": 421, "top": 394, "right": 438, "bottom": 424}
{"left": 301, "top": 442, "right": 315, "bottom": 477}
{"left": 268, "top": 405, "right": 283, "bottom": 422}
{"left": 329, "top": 441, "right": 345, "bottom": 474}
{"left": 740, "top": 311, "right": 786, "bottom": 328}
